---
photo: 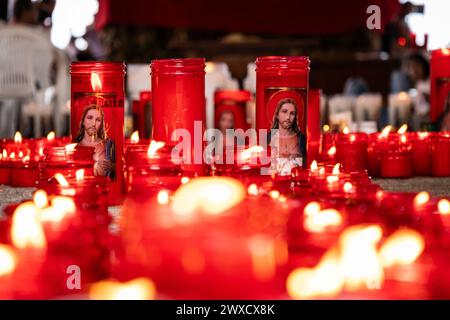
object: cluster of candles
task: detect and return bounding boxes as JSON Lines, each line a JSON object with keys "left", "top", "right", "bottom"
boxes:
{"left": 1, "top": 129, "right": 450, "bottom": 299}
{"left": 319, "top": 124, "right": 450, "bottom": 178}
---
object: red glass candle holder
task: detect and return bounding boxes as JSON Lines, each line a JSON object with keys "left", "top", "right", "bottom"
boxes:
{"left": 335, "top": 133, "right": 368, "bottom": 172}
{"left": 307, "top": 89, "right": 321, "bottom": 164}
{"left": 214, "top": 90, "right": 251, "bottom": 131}
{"left": 132, "top": 91, "right": 152, "bottom": 139}
{"left": 9, "top": 159, "right": 39, "bottom": 187}
{"left": 70, "top": 61, "right": 126, "bottom": 206}
{"left": 430, "top": 133, "right": 450, "bottom": 177}
{"left": 367, "top": 133, "right": 399, "bottom": 177}
{"left": 151, "top": 58, "right": 206, "bottom": 176}
{"left": 380, "top": 149, "right": 413, "bottom": 178}
{"left": 408, "top": 132, "right": 431, "bottom": 176}
{"left": 319, "top": 133, "right": 336, "bottom": 164}
{"left": 255, "top": 56, "right": 310, "bottom": 168}
{"left": 430, "top": 49, "right": 450, "bottom": 124}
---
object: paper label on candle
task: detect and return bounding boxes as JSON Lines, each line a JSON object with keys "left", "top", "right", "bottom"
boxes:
{"left": 264, "top": 87, "right": 307, "bottom": 175}
{"left": 71, "top": 92, "right": 124, "bottom": 181}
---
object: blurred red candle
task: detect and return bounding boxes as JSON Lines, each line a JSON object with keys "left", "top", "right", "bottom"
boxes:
{"left": 335, "top": 132, "right": 368, "bottom": 172}
{"left": 430, "top": 133, "right": 450, "bottom": 177}
{"left": 409, "top": 132, "right": 431, "bottom": 176}
{"left": 430, "top": 48, "right": 450, "bottom": 123}
{"left": 307, "top": 89, "right": 321, "bottom": 164}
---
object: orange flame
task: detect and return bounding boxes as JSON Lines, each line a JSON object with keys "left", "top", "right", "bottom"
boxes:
{"left": 0, "top": 244, "right": 16, "bottom": 276}
{"left": 89, "top": 278, "right": 156, "bottom": 300}
{"left": 249, "top": 235, "right": 276, "bottom": 281}
{"left": 33, "top": 190, "right": 48, "bottom": 209}
{"left": 379, "top": 125, "right": 392, "bottom": 139}
{"left": 130, "top": 131, "right": 139, "bottom": 143}
{"left": 343, "top": 126, "right": 350, "bottom": 134}
{"left": 90, "top": 72, "right": 102, "bottom": 92}
{"left": 327, "top": 146, "right": 336, "bottom": 156}
{"left": 323, "top": 124, "right": 330, "bottom": 132}
{"left": 414, "top": 192, "right": 430, "bottom": 208}
{"left": 332, "top": 163, "right": 340, "bottom": 175}
{"left": 310, "top": 160, "right": 318, "bottom": 173}
{"left": 75, "top": 169, "right": 85, "bottom": 182}
{"left": 157, "top": 190, "right": 170, "bottom": 205}
{"left": 247, "top": 183, "right": 259, "bottom": 196}
{"left": 343, "top": 182, "right": 353, "bottom": 192}
{"left": 54, "top": 173, "right": 70, "bottom": 187}
{"left": 239, "top": 145, "right": 264, "bottom": 162}
{"left": 397, "top": 124, "right": 408, "bottom": 134}
{"left": 46, "top": 131, "right": 55, "bottom": 141}
{"left": 147, "top": 140, "right": 165, "bottom": 158}
{"left": 379, "top": 228, "right": 424, "bottom": 268}
{"left": 14, "top": 131, "right": 22, "bottom": 143}
{"left": 65, "top": 143, "right": 78, "bottom": 153}
{"left": 438, "top": 199, "right": 450, "bottom": 215}
{"left": 11, "top": 202, "right": 47, "bottom": 249}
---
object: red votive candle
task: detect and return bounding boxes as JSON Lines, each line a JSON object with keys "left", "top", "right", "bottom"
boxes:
{"left": 70, "top": 61, "right": 126, "bottom": 206}
{"left": 319, "top": 133, "right": 336, "bottom": 164}
{"left": 430, "top": 133, "right": 450, "bottom": 176}
{"left": 430, "top": 48, "right": 450, "bottom": 123}
{"left": 214, "top": 90, "right": 251, "bottom": 131}
{"left": 367, "top": 132, "right": 398, "bottom": 177}
{"left": 132, "top": 91, "right": 152, "bottom": 139}
{"left": 151, "top": 58, "right": 206, "bottom": 176}
{"left": 335, "top": 132, "right": 368, "bottom": 172}
{"left": 255, "top": 56, "right": 310, "bottom": 169}
{"left": 409, "top": 132, "right": 431, "bottom": 176}
{"left": 380, "top": 149, "right": 413, "bottom": 178}
{"left": 307, "top": 89, "right": 321, "bottom": 164}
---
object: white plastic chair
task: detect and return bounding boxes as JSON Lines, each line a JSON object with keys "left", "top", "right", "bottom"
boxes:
{"left": 0, "top": 25, "right": 55, "bottom": 138}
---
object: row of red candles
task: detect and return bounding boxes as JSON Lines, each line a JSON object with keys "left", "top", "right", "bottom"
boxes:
{"left": 1, "top": 135, "right": 450, "bottom": 299}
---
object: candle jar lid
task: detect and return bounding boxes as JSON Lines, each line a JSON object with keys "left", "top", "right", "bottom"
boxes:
{"left": 256, "top": 56, "right": 310, "bottom": 73}
{"left": 70, "top": 61, "right": 126, "bottom": 75}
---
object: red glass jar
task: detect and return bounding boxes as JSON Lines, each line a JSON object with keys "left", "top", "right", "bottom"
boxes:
{"left": 307, "top": 89, "right": 321, "bottom": 164}
{"left": 9, "top": 159, "right": 39, "bottom": 187}
{"left": 38, "top": 145, "right": 95, "bottom": 185}
{"left": 335, "top": 133, "right": 368, "bottom": 172}
{"left": 151, "top": 58, "right": 206, "bottom": 176}
{"left": 430, "top": 49, "right": 450, "bottom": 123}
{"left": 431, "top": 133, "right": 450, "bottom": 176}
{"left": 408, "top": 132, "right": 431, "bottom": 176}
{"left": 380, "top": 149, "right": 413, "bottom": 178}
{"left": 70, "top": 61, "right": 126, "bottom": 206}
{"left": 214, "top": 90, "right": 251, "bottom": 131}
{"left": 132, "top": 91, "right": 152, "bottom": 139}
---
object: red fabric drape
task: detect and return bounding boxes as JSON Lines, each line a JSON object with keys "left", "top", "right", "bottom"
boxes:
{"left": 95, "top": 0, "right": 400, "bottom": 35}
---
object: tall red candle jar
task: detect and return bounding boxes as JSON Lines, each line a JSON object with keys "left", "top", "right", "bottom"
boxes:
{"left": 70, "top": 62, "right": 126, "bottom": 206}
{"left": 430, "top": 133, "right": 450, "bottom": 176}
{"left": 256, "top": 56, "right": 310, "bottom": 169}
{"left": 0, "top": 150, "right": 10, "bottom": 185}
{"left": 319, "top": 132, "right": 336, "bottom": 164}
{"left": 214, "top": 90, "right": 251, "bottom": 131}
{"left": 307, "top": 89, "right": 321, "bottom": 165}
{"left": 335, "top": 133, "right": 368, "bottom": 172}
{"left": 430, "top": 48, "right": 450, "bottom": 125}
{"left": 132, "top": 91, "right": 152, "bottom": 139}
{"left": 408, "top": 132, "right": 431, "bottom": 176}
{"left": 151, "top": 58, "right": 206, "bottom": 176}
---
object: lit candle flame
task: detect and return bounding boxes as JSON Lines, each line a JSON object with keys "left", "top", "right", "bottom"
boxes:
{"left": 438, "top": 199, "right": 450, "bottom": 215}
{"left": 171, "top": 177, "right": 245, "bottom": 217}
{"left": 90, "top": 72, "right": 102, "bottom": 92}
{"left": 181, "top": 177, "right": 190, "bottom": 184}
{"left": 418, "top": 132, "right": 428, "bottom": 139}
{"left": 11, "top": 202, "right": 47, "bottom": 249}
{"left": 310, "top": 160, "right": 318, "bottom": 173}
{"left": 10, "top": 152, "right": 15, "bottom": 159}
{"left": 332, "top": 163, "right": 340, "bottom": 175}
{"left": 33, "top": 190, "right": 48, "bottom": 209}
{"left": 304, "top": 208, "right": 343, "bottom": 233}
{"left": 46, "top": 131, "right": 55, "bottom": 141}
{"left": 65, "top": 143, "right": 78, "bottom": 153}
{"left": 75, "top": 169, "right": 85, "bottom": 182}
{"left": 350, "top": 134, "right": 356, "bottom": 142}
{"left": 22, "top": 155, "right": 30, "bottom": 162}
{"left": 342, "top": 126, "right": 350, "bottom": 134}
{"left": 323, "top": 124, "right": 330, "bottom": 133}
{"left": 442, "top": 48, "right": 450, "bottom": 55}
{"left": 40, "top": 196, "right": 76, "bottom": 223}
{"left": 89, "top": 278, "right": 157, "bottom": 300}
{"left": 157, "top": 190, "right": 170, "bottom": 205}
{"left": 379, "top": 228, "right": 424, "bottom": 268}
{"left": 269, "top": 190, "right": 280, "bottom": 200}
{"left": 2, "top": 149, "right": 6, "bottom": 159}
{"left": 414, "top": 191, "right": 430, "bottom": 207}
{"left": 400, "top": 134, "right": 407, "bottom": 143}
{"left": 14, "top": 131, "right": 22, "bottom": 143}
{"left": 379, "top": 125, "right": 392, "bottom": 138}
{"left": 239, "top": 145, "right": 264, "bottom": 162}
{"left": 18, "top": 151, "right": 23, "bottom": 158}
{"left": 247, "top": 183, "right": 259, "bottom": 196}
{"left": 397, "top": 124, "right": 408, "bottom": 134}
{"left": 130, "top": 131, "right": 139, "bottom": 143}
{"left": 343, "top": 182, "right": 353, "bottom": 192}
{"left": 54, "top": 173, "right": 70, "bottom": 187}
{"left": 304, "top": 202, "right": 321, "bottom": 216}
{"left": 0, "top": 244, "right": 16, "bottom": 276}
{"left": 318, "top": 167, "right": 325, "bottom": 175}
{"left": 147, "top": 140, "right": 165, "bottom": 158}
{"left": 327, "top": 146, "right": 336, "bottom": 156}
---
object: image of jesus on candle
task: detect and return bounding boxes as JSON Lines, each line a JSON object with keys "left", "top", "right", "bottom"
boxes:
{"left": 269, "top": 98, "right": 306, "bottom": 176}
{"left": 76, "top": 104, "right": 115, "bottom": 179}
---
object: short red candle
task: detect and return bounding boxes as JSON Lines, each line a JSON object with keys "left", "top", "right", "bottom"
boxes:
{"left": 70, "top": 62, "right": 126, "bottom": 206}
{"left": 408, "top": 132, "right": 431, "bottom": 176}
{"left": 335, "top": 132, "right": 368, "bottom": 172}
{"left": 430, "top": 48, "right": 450, "bottom": 123}
{"left": 380, "top": 149, "right": 413, "bottom": 178}
{"left": 214, "top": 90, "right": 251, "bottom": 131}
{"left": 307, "top": 89, "right": 321, "bottom": 164}
{"left": 132, "top": 91, "right": 152, "bottom": 139}
{"left": 151, "top": 58, "right": 206, "bottom": 176}
{"left": 430, "top": 133, "right": 450, "bottom": 176}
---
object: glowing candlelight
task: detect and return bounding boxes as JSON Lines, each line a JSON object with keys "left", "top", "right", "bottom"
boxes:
{"left": 91, "top": 72, "right": 102, "bottom": 92}
{"left": 130, "top": 131, "right": 139, "bottom": 144}
{"left": 332, "top": 163, "right": 340, "bottom": 175}
{"left": 327, "top": 146, "right": 336, "bottom": 156}
{"left": 2, "top": 149, "right": 6, "bottom": 158}
{"left": 181, "top": 177, "right": 190, "bottom": 184}
{"left": 379, "top": 125, "right": 392, "bottom": 139}
{"left": 33, "top": 190, "right": 48, "bottom": 209}
{"left": 441, "top": 48, "right": 450, "bottom": 55}
{"left": 75, "top": 169, "right": 85, "bottom": 182}
{"left": 304, "top": 208, "right": 343, "bottom": 233}
{"left": 46, "top": 131, "right": 55, "bottom": 141}
{"left": 269, "top": 190, "right": 280, "bottom": 200}
{"left": 414, "top": 192, "right": 430, "bottom": 208}
{"left": 9, "top": 152, "right": 15, "bottom": 159}
{"left": 343, "top": 182, "right": 353, "bottom": 192}
{"left": 157, "top": 190, "right": 170, "bottom": 205}
{"left": 11, "top": 202, "right": 47, "bottom": 249}
{"left": 171, "top": 177, "right": 245, "bottom": 216}
{"left": 438, "top": 199, "right": 450, "bottom": 215}
{"left": 342, "top": 126, "right": 350, "bottom": 134}
{"left": 239, "top": 145, "right": 264, "bottom": 163}
{"left": 14, "top": 131, "right": 22, "bottom": 143}
{"left": 54, "top": 173, "right": 70, "bottom": 187}
{"left": 65, "top": 143, "right": 78, "bottom": 153}
{"left": 147, "top": 140, "right": 165, "bottom": 158}
{"left": 89, "top": 278, "right": 156, "bottom": 300}
{"left": 379, "top": 228, "right": 424, "bottom": 268}
{"left": 323, "top": 124, "right": 330, "bottom": 132}
{"left": 18, "top": 151, "right": 23, "bottom": 158}
{"left": 397, "top": 124, "right": 408, "bottom": 134}
{"left": 310, "top": 160, "right": 318, "bottom": 173}
{"left": 0, "top": 245, "right": 16, "bottom": 276}
{"left": 326, "top": 175, "right": 339, "bottom": 184}
{"left": 247, "top": 183, "right": 259, "bottom": 196}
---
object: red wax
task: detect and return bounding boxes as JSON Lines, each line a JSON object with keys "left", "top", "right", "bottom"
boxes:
{"left": 430, "top": 133, "right": 450, "bottom": 176}
{"left": 151, "top": 58, "right": 206, "bottom": 176}
{"left": 380, "top": 150, "right": 413, "bottom": 178}
{"left": 214, "top": 90, "right": 251, "bottom": 131}
{"left": 9, "top": 161, "right": 39, "bottom": 187}
{"left": 430, "top": 49, "right": 450, "bottom": 122}
{"left": 70, "top": 62, "right": 126, "bottom": 205}
{"left": 367, "top": 133, "right": 398, "bottom": 177}
{"left": 408, "top": 132, "right": 431, "bottom": 176}
{"left": 319, "top": 133, "right": 336, "bottom": 164}
{"left": 0, "top": 160, "right": 10, "bottom": 185}
{"left": 335, "top": 133, "right": 368, "bottom": 172}
{"left": 307, "top": 89, "right": 321, "bottom": 164}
